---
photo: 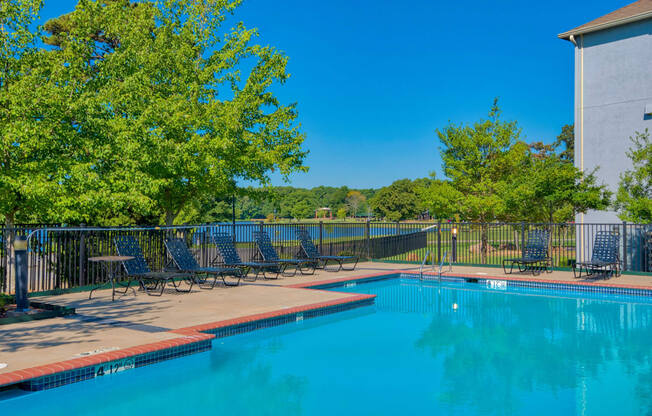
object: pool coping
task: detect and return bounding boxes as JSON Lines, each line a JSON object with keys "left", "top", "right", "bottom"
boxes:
{"left": 290, "top": 270, "right": 652, "bottom": 296}
{"left": 4, "top": 267, "right": 652, "bottom": 393}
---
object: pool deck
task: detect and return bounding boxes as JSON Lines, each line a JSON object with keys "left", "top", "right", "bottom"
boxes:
{"left": 2, "top": 261, "right": 652, "bottom": 389}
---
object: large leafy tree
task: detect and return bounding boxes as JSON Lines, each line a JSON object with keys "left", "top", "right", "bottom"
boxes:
{"left": 437, "top": 100, "right": 529, "bottom": 224}
{"left": 0, "top": 0, "right": 75, "bottom": 227}
{"left": 416, "top": 178, "right": 459, "bottom": 220}
{"left": 370, "top": 179, "right": 420, "bottom": 221}
{"left": 508, "top": 157, "right": 611, "bottom": 223}
{"left": 45, "top": 0, "right": 307, "bottom": 225}
{"left": 615, "top": 130, "right": 651, "bottom": 222}
{"left": 436, "top": 100, "right": 529, "bottom": 261}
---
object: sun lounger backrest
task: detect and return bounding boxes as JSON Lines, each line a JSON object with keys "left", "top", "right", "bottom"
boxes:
{"left": 165, "top": 238, "right": 201, "bottom": 271}
{"left": 212, "top": 232, "right": 242, "bottom": 265}
{"left": 591, "top": 231, "right": 619, "bottom": 263}
{"left": 114, "top": 236, "right": 151, "bottom": 275}
{"left": 253, "top": 231, "right": 280, "bottom": 262}
{"left": 523, "top": 230, "right": 549, "bottom": 260}
{"left": 296, "top": 228, "right": 320, "bottom": 258}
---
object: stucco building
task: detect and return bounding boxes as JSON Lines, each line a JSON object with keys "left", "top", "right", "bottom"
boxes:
{"left": 559, "top": 0, "right": 652, "bottom": 224}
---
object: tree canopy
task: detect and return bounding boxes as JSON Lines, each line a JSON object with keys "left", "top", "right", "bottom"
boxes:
{"left": 0, "top": 0, "right": 73, "bottom": 227}
{"left": 0, "top": 0, "right": 308, "bottom": 226}
{"left": 369, "top": 179, "right": 421, "bottom": 222}
{"left": 436, "top": 99, "right": 529, "bottom": 223}
{"left": 615, "top": 130, "right": 651, "bottom": 222}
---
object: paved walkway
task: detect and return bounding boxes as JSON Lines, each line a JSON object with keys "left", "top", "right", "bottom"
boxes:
{"left": 1, "top": 261, "right": 650, "bottom": 382}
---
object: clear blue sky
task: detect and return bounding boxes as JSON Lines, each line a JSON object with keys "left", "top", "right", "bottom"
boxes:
{"left": 41, "top": 0, "right": 631, "bottom": 189}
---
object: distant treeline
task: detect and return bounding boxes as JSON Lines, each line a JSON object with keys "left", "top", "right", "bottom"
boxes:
{"left": 176, "top": 186, "right": 377, "bottom": 223}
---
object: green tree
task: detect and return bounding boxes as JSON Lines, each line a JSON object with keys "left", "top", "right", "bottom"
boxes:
{"left": 416, "top": 178, "right": 459, "bottom": 220}
{"left": 291, "top": 199, "right": 313, "bottom": 220}
{"left": 0, "top": 0, "right": 72, "bottom": 227}
{"left": 553, "top": 124, "right": 574, "bottom": 163}
{"left": 436, "top": 100, "right": 529, "bottom": 262}
{"left": 370, "top": 179, "right": 420, "bottom": 221}
{"left": 615, "top": 130, "right": 651, "bottom": 222}
{"left": 46, "top": 0, "right": 307, "bottom": 225}
{"left": 508, "top": 156, "right": 611, "bottom": 223}
{"left": 345, "top": 190, "right": 366, "bottom": 217}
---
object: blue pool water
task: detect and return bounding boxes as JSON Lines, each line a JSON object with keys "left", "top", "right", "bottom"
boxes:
{"left": 3, "top": 278, "right": 652, "bottom": 415}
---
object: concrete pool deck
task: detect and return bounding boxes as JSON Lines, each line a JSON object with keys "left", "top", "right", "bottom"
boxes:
{"left": 2, "top": 261, "right": 652, "bottom": 388}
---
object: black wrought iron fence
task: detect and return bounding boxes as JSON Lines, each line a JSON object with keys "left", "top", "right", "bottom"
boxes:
{"left": 379, "top": 222, "right": 652, "bottom": 274}
{"left": 0, "top": 221, "right": 649, "bottom": 294}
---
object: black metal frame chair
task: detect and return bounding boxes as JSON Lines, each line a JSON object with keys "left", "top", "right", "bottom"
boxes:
{"left": 164, "top": 238, "right": 243, "bottom": 287}
{"left": 114, "top": 236, "right": 193, "bottom": 296}
{"left": 295, "top": 228, "right": 359, "bottom": 272}
{"left": 502, "top": 230, "right": 552, "bottom": 276}
{"left": 211, "top": 232, "right": 279, "bottom": 280}
{"left": 573, "top": 231, "right": 621, "bottom": 279}
{"left": 253, "top": 231, "right": 315, "bottom": 277}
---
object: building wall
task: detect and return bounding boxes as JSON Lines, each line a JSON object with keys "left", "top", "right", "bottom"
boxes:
{"left": 573, "top": 19, "right": 652, "bottom": 224}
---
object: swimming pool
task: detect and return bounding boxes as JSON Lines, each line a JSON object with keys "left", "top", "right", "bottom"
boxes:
{"left": 2, "top": 277, "right": 652, "bottom": 415}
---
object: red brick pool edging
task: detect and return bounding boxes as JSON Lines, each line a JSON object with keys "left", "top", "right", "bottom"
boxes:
{"left": 0, "top": 333, "right": 214, "bottom": 388}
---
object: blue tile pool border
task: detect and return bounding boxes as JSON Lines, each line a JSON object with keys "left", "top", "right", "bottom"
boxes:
{"left": 19, "top": 339, "right": 212, "bottom": 391}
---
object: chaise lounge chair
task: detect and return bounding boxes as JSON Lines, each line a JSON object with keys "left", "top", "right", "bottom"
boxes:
{"left": 573, "top": 231, "right": 621, "bottom": 279}
{"left": 115, "top": 235, "right": 194, "bottom": 296}
{"left": 211, "top": 232, "right": 279, "bottom": 280}
{"left": 253, "top": 231, "right": 315, "bottom": 277}
{"left": 502, "top": 229, "right": 552, "bottom": 276}
{"left": 295, "top": 228, "right": 359, "bottom": 272}
{"left": 164, "top": 238, "right": 243, "bottom": 287}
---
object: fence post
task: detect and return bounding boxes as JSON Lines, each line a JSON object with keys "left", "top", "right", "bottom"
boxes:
{"left": 365, "top": 220, "right": 371, "bottom": 260}
{"left": 549, "top": 221, "right": 554, "bottom": 267}
{"left": 395, "top": 221, "right": 399, "bottom": 235}
{"left": 319, "top": 221, "right": 323, "bottom": 253}
{"left": 520, "top": 222, "right": 526, "bottom": 253}
{"left": 622, "top": 221, "right": 628, "bottom": 272}
{"left": 79, "top": 223, "right": 86, "bottom": 287}
{"left": 14, "top": 236, "right": 28, "bottom": 311}
{"left": 437, "top": 220, "right": 442, "bottom": 264}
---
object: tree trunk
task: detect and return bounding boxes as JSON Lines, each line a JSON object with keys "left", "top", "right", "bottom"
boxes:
{"left": 165, "top": 210, "right": 176, "bottom": 226}
{"left": 481, "top": 222, "right": 488, "bottom": 264}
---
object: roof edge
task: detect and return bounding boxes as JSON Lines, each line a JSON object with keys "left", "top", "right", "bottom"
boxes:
{"left": 558, "top": 10, "right": 652, "bottom": 40}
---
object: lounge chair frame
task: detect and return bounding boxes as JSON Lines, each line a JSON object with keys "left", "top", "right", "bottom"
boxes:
{"left": 115, "top": 236, "right": 194, "bottom": 296}
{"left": 502, "top": 230, "right": 552, "bottom": 276}
{"left": 164, "top": 238, "right": 243, "bottom": 287}
{"left": 295, "top": 228, "right": 359, "bottom": 272}
{"left": 253, "top": 231, "right": 315, "bottom": 277}
{"left": 211, "top": 232, "right": 279, "bottom": 280}
{"left": 573, "top": 231, "right": 621, "bottom": 279}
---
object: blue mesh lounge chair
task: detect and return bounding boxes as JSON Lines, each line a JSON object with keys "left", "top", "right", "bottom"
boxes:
{"left": 295, "top": 228, "right": 359, "bottom": 272}
{"left": 253, "top": 231, "right": 315, "bottom": 277}
{"left": 164, "top": 238, "right": 243, "bottom": 287}
{"left": 573, "top": 231, "right": 621, "bottom": 279}
{"left": 114, "top": 236, "right": 194, "bottom": 296}
{"left": 211, "top": 232, "right": 279, "bottom": 280}
{"left": 502, "top": 230, "right": 552, "bottom": 276}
